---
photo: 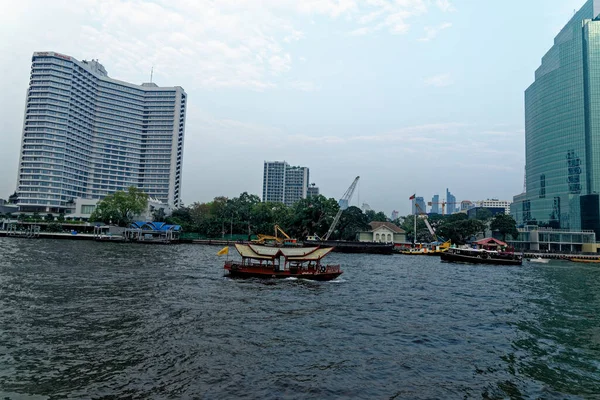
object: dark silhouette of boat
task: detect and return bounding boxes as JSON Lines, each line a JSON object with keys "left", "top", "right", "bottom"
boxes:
{"left": 303, "top": 238, "right": 394, "bottom": 255}
{"left": 440, "top": 248, "right": 522, "bottom": 266}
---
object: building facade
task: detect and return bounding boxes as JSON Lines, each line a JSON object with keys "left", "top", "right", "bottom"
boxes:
{"left": 412, "top": 196, "right": 426, "bottom": 214}
{"left": 446, "top": 189, "right": 457, "bottom": 214}
{"left": 515, "top": 0, "right": 600, "bottom": 235}
{"left": 475, "top": 199, "right": 511, "bottom": 215}
{"left": 262, "top": 161, "right": 309, "bottom": 207}
{"left": 307, "top": 184, "right": 319, "bottom": 198}
{"left": 357, "top": 222, "right": 407, "bottom": 244}
{"left": 16, "top": 51, "right": 186, "bottom": 213}
{"left": 430, "top": 194, "right": 440, "bottom": 214}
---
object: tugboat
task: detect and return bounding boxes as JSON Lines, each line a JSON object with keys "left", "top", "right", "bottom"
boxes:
{"left": 224, "top": 243, "right": 343, "bottom": 281}
{"left": 440, "top": 248, "right": 522, "bottom": 266}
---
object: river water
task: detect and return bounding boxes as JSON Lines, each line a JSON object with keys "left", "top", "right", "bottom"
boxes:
{"left": 0, "top": 238, "right": 598, "bottom": 399}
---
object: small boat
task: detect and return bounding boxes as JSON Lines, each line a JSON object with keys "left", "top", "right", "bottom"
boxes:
{"left": 224, "top": 243, "right": 343, "bottom": 281}
{"left": 398, "top": 240, "right": 451, "bottom": 256}
{"left": 528, "top": 257, "right": 549, "bottom": 264}
{"left": 440, "top": 248, "right": 522, "bottom": 266}
{"left": 569, "top": 258, "right": 600, "bottom": 263}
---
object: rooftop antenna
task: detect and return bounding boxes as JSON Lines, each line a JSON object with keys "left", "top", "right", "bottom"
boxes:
{"left": 150, "top": 65, "right": 154, "bottom": 83}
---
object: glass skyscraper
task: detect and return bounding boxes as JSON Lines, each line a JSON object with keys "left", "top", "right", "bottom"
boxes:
{"left": 446, "top": 189, "right": 456, "bottom": 215}
{"left": 16, "top": 51, "right": 186, "bottom": 213}
{"left": 521, "top": 0, "right": 600, "bottom": 234}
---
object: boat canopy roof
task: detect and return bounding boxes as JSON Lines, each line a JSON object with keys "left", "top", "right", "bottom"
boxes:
{"left": 234, "top": 244, "right": 332, "bottom": 261}
{"left": 287, "top": 247, "right": 334, "bottom": 261}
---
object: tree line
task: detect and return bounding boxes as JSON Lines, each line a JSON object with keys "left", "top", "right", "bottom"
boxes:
{"left": 161, "top": 191, "right": 518, "bottom": 244}
{"left": 6, "top": 187, "right": 518, "bottom": 244}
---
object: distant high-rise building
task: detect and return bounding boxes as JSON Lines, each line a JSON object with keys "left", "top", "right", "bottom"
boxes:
{"left": 412, "top": 196, "right": 426, "bottom": 214}
{"left": 446, "top": 189, "right": 457, "bottom": 215}
{"left": 391, "top": 210, "right": 399, "bottom": 220}
{"left": 307, "top": 184, "right": 319, "bottom": 198}
{"left": 461, "top": 200, "right": 474, "bottom": 211}
{"left": 430, "top": 194, "right": 440, "bottom": 214}
{"left": 361, "top": 203, "right": 372, "bottom": 213}
{"left": 513, "top": 0, "right": 600, "bottom": 235}
{"left": 262, "top": 161, "right": 309, "bottom": 207}
{"left": 476, "top": 199, "right": 511, "bottom": 215}
{"left": 16, "top": 51, "right": 187, "bottom": 213}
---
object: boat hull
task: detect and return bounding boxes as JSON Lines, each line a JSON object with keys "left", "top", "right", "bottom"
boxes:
{"left": 303, "top": 240, "right": 394, "bottom": 255}
{"left": 440, "top": 252, "right": 522, "bottom": 266}
{"left": 224, "top": 263, "right": 343, "bottom": 281}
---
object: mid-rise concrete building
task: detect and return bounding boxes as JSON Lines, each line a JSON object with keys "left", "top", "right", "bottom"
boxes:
{"left": 16, "top": 51, "right": 186, "bottom": 214}
{"left": 262, "top": 161, "right": 309, "bottom": 207}
{"left": 475, "top": 199, "right": 511, "bottom": 215}
{"left": 307, "top": 184, "right": 319, "bottom": 198}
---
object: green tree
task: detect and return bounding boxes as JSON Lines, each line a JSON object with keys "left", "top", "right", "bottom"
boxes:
{"left": 365, "top": 210, "right": 388, "bottom": 223}
{"left": 335, "top": 206, "right": 370, "bottom": 240}
{"left": 473, "top": 208, "right": 493, "bottom": 221}
{"left": 152, "top": 207, "right": 166, "bottom": 222}
{"left": 44, "top": 213, "right": 54, "bottom": 222}
{"left": 166, "top": 207, "right": 194, "bottom": 231}
{"left": 31, "top": 212, "right": 41, "bottom": 222}
{"left": 8, "top": 192, "right": 18, "bottom": 204}
{"left": 490, "top": 214, "right": 519, "bottom": 241}
{"left": 437, "top": 214, "right": 486, "bottom": 245}
{"left": 89, "top": 187, "right": 149, "bottom": 226}
{"left": 249, "top": 202, "right": 292, "bottom": 238}
{"left": 288, "top": 195, "right": 339, "bottom": 239}
{"left": 57, "top": 214, "right": 65, "bottom": 222}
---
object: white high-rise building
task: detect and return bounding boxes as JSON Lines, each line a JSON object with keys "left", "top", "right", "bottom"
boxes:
{"left": 262, "top": 161, "right": 309, "bottom": 207}
{"left": 16, "top": 51, "right": 186, "bottom": 213}
{"left": 476, "top": 199, "right": 512, "bottom": 215}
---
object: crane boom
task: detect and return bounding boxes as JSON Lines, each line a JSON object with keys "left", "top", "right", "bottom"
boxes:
{"left": 323, "top": 176, "right": 360, "bottom": 240}
{"left": 414, "top": 202, "right": 438, "bottom": 241}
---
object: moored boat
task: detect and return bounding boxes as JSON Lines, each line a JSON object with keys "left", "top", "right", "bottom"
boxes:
{"left": 569, "top": 258, "right": 600, "bottom": 263}
{"left": 224, "top": 243, "right": 343, "bottom": 281}
{"left": 440, "top": 248, "right": 522, "bottom": 266}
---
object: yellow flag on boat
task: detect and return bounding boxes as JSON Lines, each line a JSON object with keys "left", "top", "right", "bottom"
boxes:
{"left": 217, "top": 246, "right": 229, "bottom": 256}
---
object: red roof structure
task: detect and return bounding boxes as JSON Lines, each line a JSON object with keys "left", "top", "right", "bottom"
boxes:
{"left": 474, "top": 237, "right": 508, "bottom": 248}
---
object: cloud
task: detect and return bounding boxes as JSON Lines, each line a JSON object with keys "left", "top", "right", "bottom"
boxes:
{"left": 424, "top": 73, "right": 454, "bottom": 87}
{"left": 0, "top": 0, "right": 453, "bottom": 91}
{"left": 419, "top": 22, "right": 452, "bottom": 41}
{"left": 348, "top": 1, "right": 430, "bottom": 36}
{"left": 436, "top": 0, "right": 455, "bottom": 13}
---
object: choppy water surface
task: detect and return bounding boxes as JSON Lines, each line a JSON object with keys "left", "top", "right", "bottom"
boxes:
{"left": 0, "top": 238, "right": 599, "bottom": 399}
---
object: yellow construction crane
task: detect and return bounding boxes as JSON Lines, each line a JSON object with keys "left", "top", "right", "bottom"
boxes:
{"left": 253, "top": 225, "right": 297, "bottom": 246}
{"left": 274, "top": 225, "right": 290, "bottom": 240}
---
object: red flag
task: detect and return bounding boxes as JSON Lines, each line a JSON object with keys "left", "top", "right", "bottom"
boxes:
{"left": 409, "top": 194, "right": 416, "bottom": 200}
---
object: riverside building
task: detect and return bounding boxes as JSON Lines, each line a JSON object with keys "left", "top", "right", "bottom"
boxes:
{"left": 262, "top": 161, "right": 309, "bottom": 207}
{"left": 16, "top": 51, "right": 186, "bottom": 214}
{"left": 513, "top": 1, "right": 600, "bottom": 236}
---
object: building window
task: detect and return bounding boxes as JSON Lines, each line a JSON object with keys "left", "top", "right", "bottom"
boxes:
{"left": 81, "top": 204, "right": 96, "bottom": 214}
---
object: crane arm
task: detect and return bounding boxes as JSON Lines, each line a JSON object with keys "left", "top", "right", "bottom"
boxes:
{"left": 323, "top": 176, "right": 360, "bottom": 240}
{"left": 414, "top": 202, "right": 437, "bottom": 240}
{"left": 274, "top": 225, "right": 290, "bottom": 239}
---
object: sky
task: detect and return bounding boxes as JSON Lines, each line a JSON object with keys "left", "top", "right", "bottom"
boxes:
{"left": 0, "top": 0, "right": 589, "bottom": 215}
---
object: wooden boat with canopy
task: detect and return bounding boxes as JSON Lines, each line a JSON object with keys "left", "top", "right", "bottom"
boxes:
{"left": 224, "top": 244, "right": 343, "bottom": 281}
